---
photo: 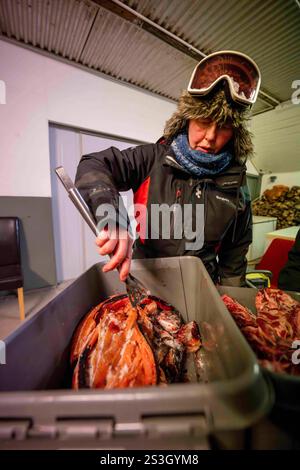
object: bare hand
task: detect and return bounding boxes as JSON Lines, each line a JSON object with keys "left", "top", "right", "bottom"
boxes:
{"left": 95, "top": 226, "right": 133, "bottom": 282}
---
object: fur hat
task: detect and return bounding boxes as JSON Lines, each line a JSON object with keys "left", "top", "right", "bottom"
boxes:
{"left": 164, "top": 89, "right": 253, "bottom": 163}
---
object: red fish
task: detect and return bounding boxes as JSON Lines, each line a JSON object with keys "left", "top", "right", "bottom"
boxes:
{"left": 71, "top": 294, "right": 201, "bottom": 389}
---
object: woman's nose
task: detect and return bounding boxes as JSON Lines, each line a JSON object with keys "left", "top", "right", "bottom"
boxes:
{"left": 205, "top": 123, "right": 218, "bottom": 142}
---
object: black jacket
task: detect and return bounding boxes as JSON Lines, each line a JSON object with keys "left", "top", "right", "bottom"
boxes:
{"left": 278, "top": 229, "right": 300, "bottom": 292}
{"left": 75, "top": 141, "right": 252, "bottom": 286}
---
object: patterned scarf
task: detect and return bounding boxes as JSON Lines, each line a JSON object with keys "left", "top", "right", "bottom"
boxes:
{"left": 171, "top": 132, "right": 233, "bottom": 177}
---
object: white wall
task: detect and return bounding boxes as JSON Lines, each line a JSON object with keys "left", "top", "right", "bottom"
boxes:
{"left": 251, "top": 101, "right": 300, "bottom": 173}
{"left": 260, "top": 171, "right": 300, "bottom": 194}
{"left": 0, "top": 40, "right": 176, "bottom": 198}
{"left": 2, "top": 39, "right": 299, "bottom": 200}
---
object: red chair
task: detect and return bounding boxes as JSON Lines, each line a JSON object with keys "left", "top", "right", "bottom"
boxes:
{"left": 254, "top": 238, "right": 295, "bottom": 288}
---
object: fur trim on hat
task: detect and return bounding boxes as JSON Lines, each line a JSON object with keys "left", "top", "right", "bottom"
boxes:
{"left": 164, "top": 90, "right": 253, "bottom": 163}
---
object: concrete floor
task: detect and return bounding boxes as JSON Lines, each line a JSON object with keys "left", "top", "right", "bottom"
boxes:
{"left": 0, "top": 281, "right": 73, "bottom": 340}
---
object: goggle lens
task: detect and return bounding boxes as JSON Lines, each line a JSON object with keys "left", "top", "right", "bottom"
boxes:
{"left": 188, "top": 52, "right": 260, "bottom": 105}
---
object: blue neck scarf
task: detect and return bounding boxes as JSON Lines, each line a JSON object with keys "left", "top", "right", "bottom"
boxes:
{"left": 171, "top": 132, "right": 233, "bottom": 177}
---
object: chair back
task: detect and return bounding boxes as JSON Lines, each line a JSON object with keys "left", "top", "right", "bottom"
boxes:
{"left": 0, "top": 217, "right": 23, "bottom": 290}
{"left": 256, "top": 238, "right": 295, "bottom": 288}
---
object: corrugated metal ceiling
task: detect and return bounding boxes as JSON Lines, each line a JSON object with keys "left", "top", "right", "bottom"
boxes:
{"left": 81, "top": 6, "right": 197, "bottom": 99}
{"left": 0, "top": 0, "right": 98, "bottom": 60}
{"left": 0, "top": 0, "right": 299, "bottom": 115}
{"left": 124, "top": 0, "right": 300, "bottom": 102}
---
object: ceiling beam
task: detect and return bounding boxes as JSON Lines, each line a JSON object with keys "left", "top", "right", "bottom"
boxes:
{"left": 92, "top": 0, "right": 206, "bottom": 61}
{"left": 93, "top": 0, "right": 281, "bottom": 107}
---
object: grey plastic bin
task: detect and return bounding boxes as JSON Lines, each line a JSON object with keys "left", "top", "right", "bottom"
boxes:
{"left": 0, "top": 257, "right": 272, "bottom": 449}
{"left": 217, "top": 285, "right": 300, "bottom": 412}
{"left": 218, "top": 285, "right": 300, "bottom": 449}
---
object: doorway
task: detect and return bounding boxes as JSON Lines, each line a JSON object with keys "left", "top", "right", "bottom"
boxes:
{"left": 49, "top": 125, "right": 139, "bottom": 282}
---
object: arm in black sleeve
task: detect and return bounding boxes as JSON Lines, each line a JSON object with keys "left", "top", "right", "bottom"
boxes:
{"left": 75, "top": 144, "right": 157, "bottom": 232}
{"left": 218, "top": 194, "right": 252, "bottom": 287}
{"left": 278, "top": 229, "right": 300, "bottom": 292}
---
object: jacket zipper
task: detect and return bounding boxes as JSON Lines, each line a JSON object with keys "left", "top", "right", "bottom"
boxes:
{"left": 173, "top": 185, "right": 183, "bottom": 240}
{"left": 202, "top": 182, "right": 208, "bottom": 230}
{"left": 191, "top": 181, "right": 206, "bottom": 244}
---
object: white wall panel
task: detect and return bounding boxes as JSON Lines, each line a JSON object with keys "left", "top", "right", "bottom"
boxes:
{"left": 0, "top": 39, "right": 176, "bottom": 197}
{"left": 252, "top": 102, "right": 300, "bottom": 173}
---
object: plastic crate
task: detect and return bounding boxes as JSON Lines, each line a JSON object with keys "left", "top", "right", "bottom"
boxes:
{"left": 0, "top": 257, "right": 273, "bottom": 449}
{"left": 218, "top": 285, "right": 300, "bottom": 449}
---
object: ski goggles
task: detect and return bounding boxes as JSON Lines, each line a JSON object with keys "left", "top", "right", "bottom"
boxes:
{"left": 187, "top": 51, "right": 261, "bottom": 107}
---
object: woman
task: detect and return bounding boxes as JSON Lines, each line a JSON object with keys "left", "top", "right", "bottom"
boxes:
{"left": 75, "top": 51, "right": 261, "bottom": 286}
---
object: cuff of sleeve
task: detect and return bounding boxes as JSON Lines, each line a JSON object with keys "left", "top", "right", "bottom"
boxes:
{"left": 219, "top": 275, "right": 246, "bottom": 287}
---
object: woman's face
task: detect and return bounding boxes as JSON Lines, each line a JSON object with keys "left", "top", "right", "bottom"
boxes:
{"left": 188, "top": 118, "right": 233, "bottom": 154}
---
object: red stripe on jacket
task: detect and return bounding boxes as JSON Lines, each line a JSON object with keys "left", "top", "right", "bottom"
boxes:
{"left": 134, "top": 177, "right": 150, "bottom": 244}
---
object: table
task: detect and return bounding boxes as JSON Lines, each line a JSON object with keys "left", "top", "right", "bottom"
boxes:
{"left": 266, "top": 225, "right": 299, "bottom": 243}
